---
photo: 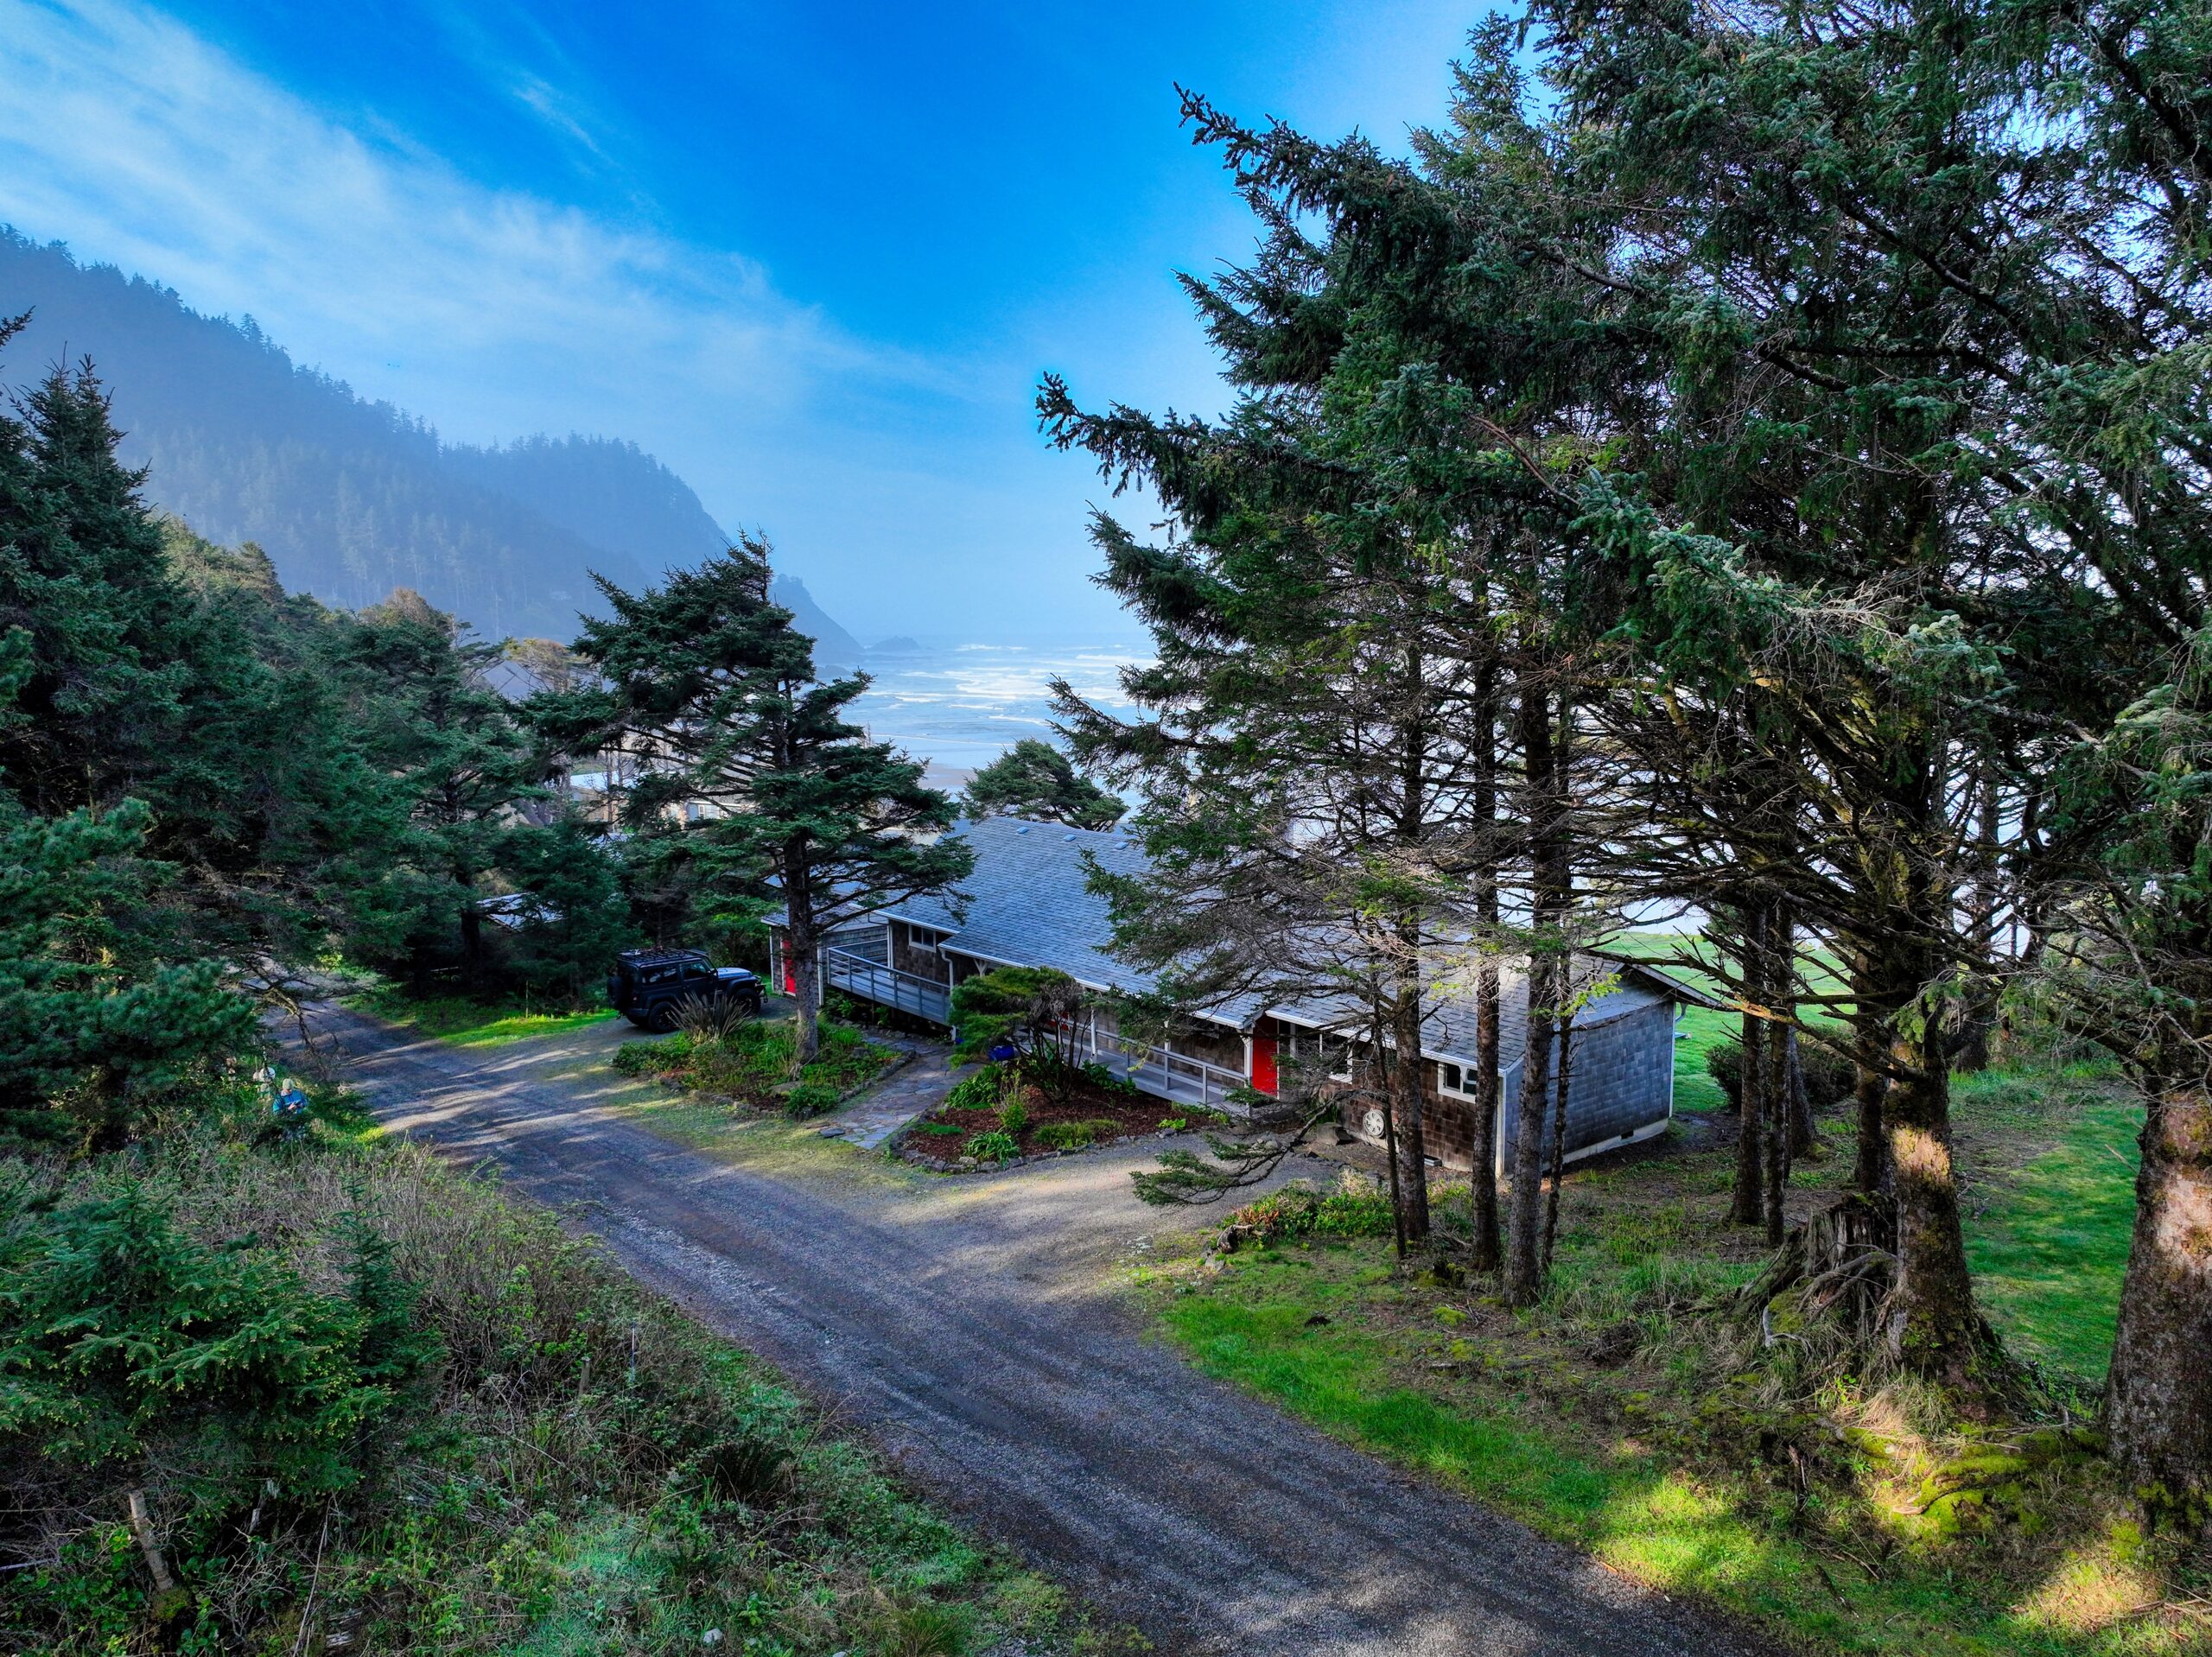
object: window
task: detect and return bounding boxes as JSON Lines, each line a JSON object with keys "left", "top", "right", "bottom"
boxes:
{"left": 1438, "top": 1061, "right": 1479, "bottom": 1100}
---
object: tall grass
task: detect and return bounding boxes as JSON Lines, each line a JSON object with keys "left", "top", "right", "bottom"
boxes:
{"left": 0, "top": 1119, "right": 1106, "bottom": 1655}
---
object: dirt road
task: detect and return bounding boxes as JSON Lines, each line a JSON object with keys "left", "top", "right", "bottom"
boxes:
{"left": 307, "top": 1003, "right": 1773, "bottom": 1657}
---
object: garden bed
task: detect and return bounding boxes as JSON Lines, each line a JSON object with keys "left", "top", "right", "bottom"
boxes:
{"left": 612, "top": 1015, "right": 904, "bottom": 1119}
{"left": 901, "top": 1059, "right": 1226, "bottom": 1168}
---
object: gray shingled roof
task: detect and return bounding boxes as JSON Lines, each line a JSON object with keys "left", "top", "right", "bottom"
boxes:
{"left": 857, "top": 815, "right": 1687, "bottom": 1063}
{"left": 881, "top": 816, "right": 1160, "bottom": 997}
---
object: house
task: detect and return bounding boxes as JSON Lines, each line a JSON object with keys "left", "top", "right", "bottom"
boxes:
{"left": 766, "top": 815, "right": 1711, "bottom": 1173}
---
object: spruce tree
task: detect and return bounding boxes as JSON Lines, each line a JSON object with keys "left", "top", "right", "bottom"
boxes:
{"left": 332, "top": 591, "right": 537, "bottom": 995}
{"left": 963, "top": 739, "right": 1122, "bottom": 828}
{"left": 536, "top": 536, "right": 969, "bottom": 1063}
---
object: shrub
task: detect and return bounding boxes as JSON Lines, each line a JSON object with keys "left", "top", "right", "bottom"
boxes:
{"left": 996, "top": 1090, "right": 1033, "bottom": 1138}
{"left": 675, "top": 990, "right": 753, "bottom": 1046}
{"left": 1034, "top": 1118, "right": 1124, "bottom": 1152}
{"left": 1081, "top": 1060, "right": 1141, "bottom": 1097}
{"left": 945, "top": 1065, "right": 1007, "bottom": 1112}
{"left": 1228, "top": 1178, "right": 1394, "bottom": 1244}
{"left": 0, "top": 1187, "right": 430, "bottom": 1496}
{"left": 1707, "top": 1037, "right": 1856, "bottom": 1111}
{"left": 784, "top": 1082, "right": 841, "bottom": 1120}
{"left": 963, "top": 1131, "right": 1019, "bottom": 1164}
{"left": 613, "top": 1035, "right": 688, "bottom": 1075}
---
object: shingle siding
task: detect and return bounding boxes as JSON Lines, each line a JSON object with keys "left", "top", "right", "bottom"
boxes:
{"left": 1342, "top": 1000, "right": 1676, "bottom": 1175}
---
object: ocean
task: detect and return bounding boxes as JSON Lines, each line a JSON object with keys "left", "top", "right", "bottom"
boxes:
{"left": 846, "top": 642, "right": 1147, "bottom": 787}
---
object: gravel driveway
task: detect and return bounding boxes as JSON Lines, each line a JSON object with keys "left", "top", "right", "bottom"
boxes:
{"left": 302, "top": 1003, "right": 1776, "bottom": 1657}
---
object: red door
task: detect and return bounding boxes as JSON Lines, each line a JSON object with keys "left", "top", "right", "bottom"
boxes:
{"left": 1249, "top": 1022, "right": 1278, "bottom": 1095}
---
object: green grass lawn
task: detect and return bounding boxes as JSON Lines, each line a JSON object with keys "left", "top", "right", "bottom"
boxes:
{"left": 348, "top": 987, "right": 618, "bottom": 1047}
{"left": 1134, "top": 1043, "right": 2187, "bottom": 1655}
{"left": 1956, "top": 1071, "right": 2141, "bottom": 1381}
{"left": 1158, "top": 1268, "right": 2150, "bottom": 1656}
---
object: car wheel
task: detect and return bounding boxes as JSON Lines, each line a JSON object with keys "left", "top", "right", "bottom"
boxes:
{"left": 649, "top": 1003, "right": 680, "bottom": 1034}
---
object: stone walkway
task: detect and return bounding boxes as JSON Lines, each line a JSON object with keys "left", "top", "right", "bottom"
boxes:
{"left": 816, "top": 1028, "right": 959, "bottom": 1151}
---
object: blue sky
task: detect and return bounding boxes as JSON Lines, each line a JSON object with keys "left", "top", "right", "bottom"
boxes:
{"left": 0, "top": 1, "right": 1482, "bottom": 643}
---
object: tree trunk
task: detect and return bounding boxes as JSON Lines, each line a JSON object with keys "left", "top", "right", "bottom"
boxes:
{"left": 1389, "top": 977, "right": 1432, "bottom": 1244}
{"left": 458, "top": 873, "right": 484, "bottom": 995}
{"left": 1731, "top": 907, "right": 1768, "bottom": 1227}
{"left": 786, "top": 846, "right": 822, "bottom": 1067}
{"left": 1764, "top": 955, "right": 1790, "bottom": 1247}
{"left": 1851, "top": 953, "right": 1891, "bottom": 1196}
{"left": 1379, "top": 1072, "right": 1408, "bottom": 1260}
{"left": 1469, "top": 639, "right": 1503, "bottom": 1273}
{"left": 1786, "top": 1027, "right": 1815, "bottom": 1157}
{"left": 1541, "top": 1012, "right": 1573, "bottom": 1274}
{"left": 1853, "top": 1059, "right": 1888, "bottom": 1194}
{"left": 1471, "top": 953, "right": 1503, "bottom": 1273}
{"left": 1504, "top": 680, "right": 1565, "bottom": 1307}
{"left": 2105, "top": 1083, "right": 2212, "bottom": 1521}
{"left": 1881, "top": 998, "right": 1991, "bottom": 1388}
{"left": 1505, "top": 961, "right": 1558, "bottom": 1307}
{"left": 1387, "top": 636, "right": 1433, "bottom": 1245}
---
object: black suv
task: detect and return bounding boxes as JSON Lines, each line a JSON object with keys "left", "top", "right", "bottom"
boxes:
{"left": 607, "top": 949, "right": 764, "bottom": 1032}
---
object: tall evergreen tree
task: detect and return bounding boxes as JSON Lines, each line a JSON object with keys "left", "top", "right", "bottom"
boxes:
{"left": 331, "top": 590, "right": 537, "bottom": 995}
{"left": 963, "top": 739, "right": 1123, "bottom": 829}
{"left": 535, "top": 537, "right": 969, "bottom": 1063}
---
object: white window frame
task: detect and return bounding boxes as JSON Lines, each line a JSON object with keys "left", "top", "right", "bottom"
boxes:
{"left": 1437, "top": 1059, "right": 1481, "bottom": 1101}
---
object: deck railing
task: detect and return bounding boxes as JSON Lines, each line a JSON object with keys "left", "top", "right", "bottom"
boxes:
{"left": 822, "top": 947, "right": 951, "bottom": 1024}
{"left": 1046, "top": 1019, "right": 1252, "bottom": 1116}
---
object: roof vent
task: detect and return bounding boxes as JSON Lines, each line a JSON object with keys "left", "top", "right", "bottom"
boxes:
{"left": 1064, "top": 832, "right": 1077, "bottom": 841}
{"left": 1015, "top": 825, "right": 1030, "bottom": 834}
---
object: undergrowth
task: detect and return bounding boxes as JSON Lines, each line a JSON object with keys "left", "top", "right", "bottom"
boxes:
{"left": 1135, "top": 1055, "right": 2207, "bottom": 1656}
{"left": 0, "top": 1108, "right": 1113, "bottom": 1655}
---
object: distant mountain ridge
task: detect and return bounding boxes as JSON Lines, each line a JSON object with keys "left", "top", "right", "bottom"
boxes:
{"left": 0, "top": 230, "right": 856, "bottom": 660}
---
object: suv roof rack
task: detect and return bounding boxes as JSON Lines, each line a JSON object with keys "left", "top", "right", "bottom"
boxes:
{"left": 617, "top": 946, "right": 708, "bottom": 967}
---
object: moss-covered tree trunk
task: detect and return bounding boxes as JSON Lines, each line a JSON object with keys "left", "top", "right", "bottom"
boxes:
{"left": 1504, "top": 955, "right": 1559, "bottom": 1308}
{"left": 2106, "top": 1084, "right": 2212, "bottom": 1521}
{"left": 1876, "top": 943, "right": 1989, "bottom": 1390}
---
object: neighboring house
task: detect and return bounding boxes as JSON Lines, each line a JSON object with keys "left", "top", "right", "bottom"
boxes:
{"left": 766, "top": 815, "right": 1713, "bottom": 1172}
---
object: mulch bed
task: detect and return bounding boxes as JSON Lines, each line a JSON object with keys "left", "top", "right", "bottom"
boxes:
{"left": 900, "top": 1074, "right": 1216, "bottom": 1168}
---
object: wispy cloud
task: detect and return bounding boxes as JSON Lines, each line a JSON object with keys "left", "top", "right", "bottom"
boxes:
{"left": 0, "top": 0, "right": 924, "bottom": 448}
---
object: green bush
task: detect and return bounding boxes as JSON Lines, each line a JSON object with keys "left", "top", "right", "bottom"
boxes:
{"left": 613, "top": 1036, "right": 688, "bottom": 1075}
{"left": 945, "top": 1064, "right": 1007, "bottom": 1112}
{"left": 1033, "top": 1119, "right": 1125, "bottom": 1152}
{"left": 624, "top": 1017, "right": 895, "bottom": 1107}
{"left": 1228, "top": 1179, "right": 1394, "bottom": 1243}
{"left": 0, "top": 1127, "right": 1101, "bottom": 1655}
{"left": 1081, "top": 1060, "right": 1141, "bottom": 1097}
{"left": 0, "top": 1186, "right": 431, "bottom": 1495}
{"left": 1706, "top": 1037, "right": 1855, "bottom": 1111}
{"left": 996, "top": 1094, "right": 1032, "bottom": 1138}
{"left": 963, "top": 1130, "right": 1019, "bottom": 1164}
{"left": 784, "top": 1082, "right": 841, "bottom": 1120}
